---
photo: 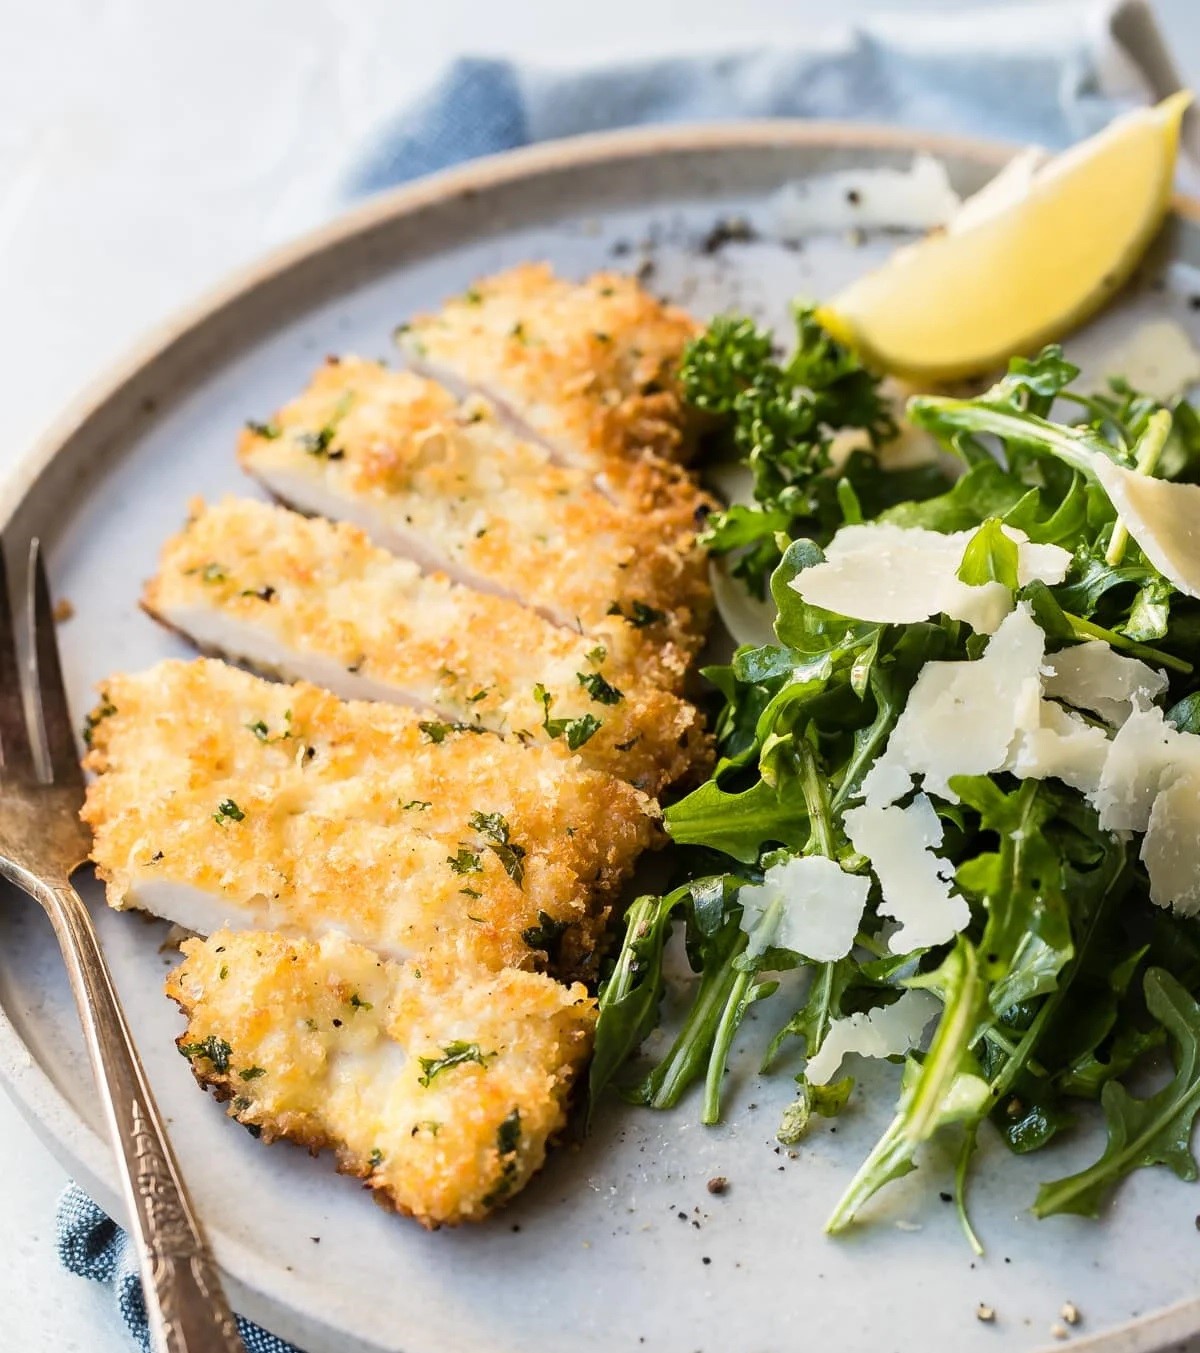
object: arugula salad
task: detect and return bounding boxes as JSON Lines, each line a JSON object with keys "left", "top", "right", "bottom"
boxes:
{"left": 590, "top": 309, "right": 1200, "bottom": 1246}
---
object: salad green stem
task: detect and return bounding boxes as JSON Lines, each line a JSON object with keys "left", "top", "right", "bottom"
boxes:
{"left": 639, "top": 925, "right": 746, "bottom": 1110}
{"left": 704, "top": 965, "right": 757, "bottom": 1124}
{"left": 796, "top": 739, "right": 837, "bottom": 857}
{"left": 906, "top": 398, "right": 1112, "bottom": 478}
{"left": 704, "top": 899, "right": 784, "bottom": 1121}
{"left": 1105, "top": 409, "right": 1171, "bottom": 566}
{"left": 826, "top": 943, "right": 987, "bottom": 1233}
{"left": 1065, "top": 611, "right": 1192, "bottom": 674}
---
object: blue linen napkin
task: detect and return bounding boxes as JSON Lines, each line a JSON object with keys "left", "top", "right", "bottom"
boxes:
{"left": 54, "top": 1, "right": 1180, "bottom": 1348}
{"left": 57, "top": 1185, "right": 297, "bottom": 1353}
{"left": 348, "top": 0, "right": 1172, "bottom": 196}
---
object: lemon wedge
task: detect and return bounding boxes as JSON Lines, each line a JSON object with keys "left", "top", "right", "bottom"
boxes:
{"left": 822, "top": 92, "right": 1192, "bottom": 382}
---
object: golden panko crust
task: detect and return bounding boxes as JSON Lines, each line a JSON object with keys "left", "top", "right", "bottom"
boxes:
{"left": 83, "top": 660, "right": 658, "bottom": 976}
{"left": 166, "top": 929, "right": 595, "bottom": 1227}
{"left": 399, "top": 263, "right": 702, "bottom": 467}
{"left": 144, "top": 498, "right": 712, "bottom": 795}
{"left": 237, "top": 357, "right": 712, "bottom": 690}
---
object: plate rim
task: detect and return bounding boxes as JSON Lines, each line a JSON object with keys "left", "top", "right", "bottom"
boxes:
{"left": 3, "top": 117, "right": 1200, "bottom": 1353}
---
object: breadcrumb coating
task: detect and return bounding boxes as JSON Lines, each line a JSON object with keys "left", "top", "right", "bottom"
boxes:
{"left": 238, "top": 357, "right": 712, "bottom": 690}
{"left": 398, "top": 263, "right": 701, "bottom": 467}
{"left": 167, "top": 929, "right": 595, "bottom": 1226}
{"left": 144, "top": 498, "right": 711, "bottom": 795}
{"left": 83, "top": 660, "right": 657, "bottom": 976}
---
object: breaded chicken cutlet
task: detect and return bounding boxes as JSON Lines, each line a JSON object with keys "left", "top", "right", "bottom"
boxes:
{"left": 168, "top": 929, "right": 595, "bottom": 1226}
{"left": 397, "top": 263, "right": 701, "bottom": 469}
{"left": 238, "top": 358, "right": 712, "bottom": 690}
{"left": 144, "top": 498, "right": 712, "bottom": 795}
{"left": 84, "top": 660, "right": 657, "bottom": 976}
{"left": 85, "top": 262, "right": 716, "bottom": 1228}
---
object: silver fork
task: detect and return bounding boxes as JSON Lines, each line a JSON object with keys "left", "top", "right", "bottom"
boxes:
{"left": 0, "top": 539, "right": 245, "bottom": 1353}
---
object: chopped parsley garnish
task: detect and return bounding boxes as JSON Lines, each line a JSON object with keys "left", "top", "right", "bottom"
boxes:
{"left": 417, "top": 1041, "right": 495, "bottom": 1087}
{"left": 213, "top": 799, "right": 245, "bottom": 826}
{"left": 82, "top": 697, "right": 117, "bottom": 746}
{"left": 533, "top": 683, "right": 602, "bottom": 750}
{"left": 178, "top": 1036, "right": 232, "bottom": 1073}
{"left": 200, "top": 562, "right": 228, "bottom": 584}
{"left": 466, "top": 688, "right": 489, "bottom": 704}
{"left": 468, "top": 811, "right": 527, "bottom": 887}
{"left": 238, "top": 1066, "right": 266, "bottom": 1081}
{"left": 246, "top": 720, "right": 270, "bottom": 742}
{"left": 522, "top": 911, "right": 569, "bottom": 962}
{"left": 459, "top": 886, "right": 481, "bottom": 899}
{"left": 607, "top": 599, "right": 666, "bottom": 628}
{"left": 496, "top": 1106, "right": 522, "bottom": 1155}
{"left": 401, "top": 799, "right": 432, "bottom": 811}
{"left": 464, "top": 288, "right": 483, "bottom": 305}
{"left": 245, "top": 420, "right": 281, "bottom": 439}
{"left": 578, "top": 670, "right": 624, "bottom": 705}
{"left": 348, "top": 993, "right": 373, "bottom": 1011}
{"left": 418, "top": 720, "right": 487, "bottom": 743}
{"left": 482, "top": 1108, "right": 523, "bottom": 1206}
{"left": 298, "top": 392, "right": 354, "bottom": 459}
{"left": 369, "top": 1148, "right": 384, "bottom": 1169}
{"left": 447, "top": 847, "right": 482, "bottom": 875}
{"left": 584, "top": 644, "right": 608, "bottom": 665}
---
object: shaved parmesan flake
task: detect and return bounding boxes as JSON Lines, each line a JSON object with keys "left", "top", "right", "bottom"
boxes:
{"left": 1091, "top": 702, "right": 1200, "bottom": 832}
{"left": 861, "top": 603, "right": 1046, "bottom": 805}
{"left": 806, "top": 989, "right": 941, "bottom": 1086}
{"left": 1004, "top": 700, "right": 1110, "bottom": 795}
{"left": 843, "top": 796, "right": 965, "bottom": 953}
{"left": 1042, "top": 641, "right": 1167, "bottom": 727}
{"left": 1143, "top": 772, "right": 1200, "bottom": 914}
{"left": 738, "top": 855, "right": 870, "bottom": 962}
{"left": 1092, "top": 457, "right": 1200, "bottom": 599}
{"left": 788, "top": 522, "right": 1069, "bottom": 634}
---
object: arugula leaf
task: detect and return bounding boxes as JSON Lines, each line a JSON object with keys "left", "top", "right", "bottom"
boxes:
{"left": 826, "top": 940, "right": 990, "bottom": 1233}
{"left": 764, "top": 956, "right": 861, "bottom": 1069}
{"left": 588, "top": 890, "right": 692, "bottom": 1119}
{"left": 778, "top": 1076, "right": 855, "bottom": 1144}
{"left": 665, "top": 776, "right": 810, "bottom": 863}
{"left": 771, "top": 539, "right": 880, "bottom": 655}
{"left": 881, "top": 459, "right": 1028, "bottom": 533}
{"left": 956, "top": 518, "right": 1020, "bottom": 590}
{"left": 1035, "top": 969, "right": 1200, "bottom": 1217}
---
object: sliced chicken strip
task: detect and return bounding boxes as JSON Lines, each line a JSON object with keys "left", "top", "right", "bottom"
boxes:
{"left": 144, "top": 498, "right": 711, "bottom": 796}
{"left": 83, "top": 660, "right": 657, "bottom": 976}
{"left": 167, "top": 929, "right": 595, "bottom": 1227}
{"left": 238, "top": 358, "right": 711, "bottom": 691}
{"left": 397, "top": 263, "right": 700, "bottom": 469}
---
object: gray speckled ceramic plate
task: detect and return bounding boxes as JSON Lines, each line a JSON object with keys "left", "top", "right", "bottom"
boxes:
{"left": 4, "top": 124, "right": 1200, "bottom": 1353}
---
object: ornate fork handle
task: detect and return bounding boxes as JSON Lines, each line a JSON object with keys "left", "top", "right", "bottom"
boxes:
{"left": 38, "top": 876, "right": 245, "bottom": 1352}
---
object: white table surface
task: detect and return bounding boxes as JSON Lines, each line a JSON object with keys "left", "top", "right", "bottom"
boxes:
{"left": 4, "top": 1, "right": 1200, "bottom": 1348}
